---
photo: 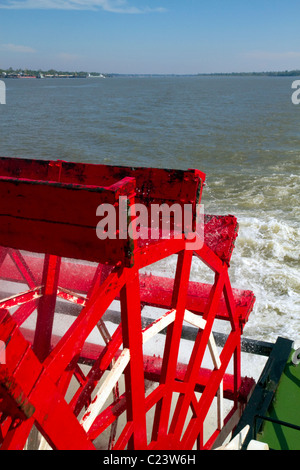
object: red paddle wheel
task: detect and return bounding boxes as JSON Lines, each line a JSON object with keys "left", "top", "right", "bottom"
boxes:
{"left": 0, "top": 157, "right": 255, "bottom": 450}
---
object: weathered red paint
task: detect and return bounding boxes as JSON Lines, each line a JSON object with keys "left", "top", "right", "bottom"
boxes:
{"left": 0, "top": 157, "right": 255, "bottom": 450}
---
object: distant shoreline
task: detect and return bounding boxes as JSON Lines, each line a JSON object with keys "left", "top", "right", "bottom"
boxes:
{"left": 1, "top": 69, "right": 300, "bottom": 79}
{"left": 197, "top": 70, "right": 300, "bottom": 77}
{"left": 0, "top": 70, "right": 107, "bottom": 79}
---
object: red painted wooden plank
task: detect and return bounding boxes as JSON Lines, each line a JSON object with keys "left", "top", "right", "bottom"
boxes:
{"left": 0, "top": 253, "right": 254, "bottom": 325}
{"left": 0, "top": 175, "right": 136, "bottom": 264}
{"left": 0, "top": 176, "right": 135, "bottom": 224}
{"left": 0, "top": 217, "right": 134, "bottom": 265}
{"left": 0, "top": 157, "right": 205, "bottom": 208}
{"left": 119, "top": 271, "right": 148, "bottom": 449}
{"left": 138, "top": 274, "right": 255, "bottom": 326}
{"left": 33, "top": 255, "right": 61, "bottom": 362}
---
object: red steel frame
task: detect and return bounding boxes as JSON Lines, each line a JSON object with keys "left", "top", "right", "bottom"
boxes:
{"left": 0, "top": 157, "right": 255, "bottom": 450}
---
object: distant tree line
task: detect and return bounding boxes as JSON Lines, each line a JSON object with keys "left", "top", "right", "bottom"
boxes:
{"left": 197, "top": 70, "right": 300, "bottom": 77}
{"left": 0, "top": 68, "right": 106, "bottom": 78}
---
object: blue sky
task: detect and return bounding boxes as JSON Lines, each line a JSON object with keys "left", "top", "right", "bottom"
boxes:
{"left": 0, "top": 0, "right": 299, "bottom": 74}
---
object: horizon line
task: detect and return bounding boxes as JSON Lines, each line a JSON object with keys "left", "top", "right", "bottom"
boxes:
{"left": 1, "top": 67, "right": 300, "bottom": 77}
